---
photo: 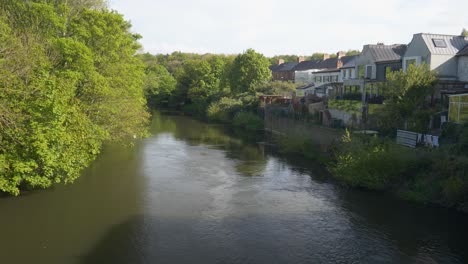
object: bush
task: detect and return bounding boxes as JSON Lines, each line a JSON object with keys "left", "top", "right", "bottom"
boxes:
{"left": 232, "top": 111, "right": 263, "bottom": 131}
{"left": 206, "top": 97, "right": 242, "bottom": 122}
{"left": 329, "top": 131, "right": 416, "bottom": 190}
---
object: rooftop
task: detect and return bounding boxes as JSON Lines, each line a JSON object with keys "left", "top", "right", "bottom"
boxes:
{"left": 365, "top": 44, "right": 407, "bottom": 62}
{"left": 415, "top": 33, "right": 468, "bottom": 55}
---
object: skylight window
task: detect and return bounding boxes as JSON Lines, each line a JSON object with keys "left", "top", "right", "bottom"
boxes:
{"left": 432, "top": 39, "right": 447, "bottom": 48}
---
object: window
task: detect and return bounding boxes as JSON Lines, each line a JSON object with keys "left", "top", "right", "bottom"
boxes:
{"left": 432, "top": 38, "right": 447, "bottom": 48}
{"left": 366, "top": 65, "right": 373, "bottom": 79}
{"left": 358, "top": 65, "right": 365, "bottom": 78}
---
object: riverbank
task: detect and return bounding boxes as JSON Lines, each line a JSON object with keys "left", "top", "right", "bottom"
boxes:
{"left": 266, "top": 122, "right": 468, "bottom": 214}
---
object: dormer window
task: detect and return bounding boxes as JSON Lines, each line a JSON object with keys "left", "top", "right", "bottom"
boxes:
{"left": 432, "top": 39, "right": 447, "bottom": 48}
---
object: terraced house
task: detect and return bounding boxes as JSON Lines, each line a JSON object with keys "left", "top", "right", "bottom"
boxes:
{"left": 403, "top": 33, "right": 468, "bottom": 97}
{"left": 341, "top": 43, "right": 407, "bottom": 104}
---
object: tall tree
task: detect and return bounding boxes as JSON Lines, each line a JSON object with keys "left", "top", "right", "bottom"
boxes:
{"left": 229, "top": 49, "right": 271, "bottom": 94}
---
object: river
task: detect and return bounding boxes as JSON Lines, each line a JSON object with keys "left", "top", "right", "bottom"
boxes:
{"left": 0, "top": 112, "right": 467, "bottom": 264}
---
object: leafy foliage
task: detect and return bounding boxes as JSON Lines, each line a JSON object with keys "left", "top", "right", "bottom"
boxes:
{"left": 376, "top": 64, "right": 437, "bottom": 133}
{"left": 229, "top": 49, "right": 272, "bottom": 94}
{"left": 462, "top": 28, "right": 468, "bottom": 37}
{"left": 0, "top": 0, "right": 148, "bottom": 195}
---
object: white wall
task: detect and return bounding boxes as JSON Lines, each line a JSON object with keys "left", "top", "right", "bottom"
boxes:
{"left": 459, "top": 57, "right": 468, "bottom": 82}
{"left": 311, "top": 71, "right": 340, "bottom": 86}
{"left": 431, "top": 55, "right": 458, "bottom": 77}
{"left": 295, "top": 70, "right": 318, "bottom": 84}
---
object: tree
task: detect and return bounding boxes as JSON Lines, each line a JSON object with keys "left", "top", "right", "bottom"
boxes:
{"left": 269, "top": 55, "right": 300, "bottom": 65}
{"left": 0, "top": 0, "right": 149, "bottom": 195}
{"left": 229, "top": 49, "right": 271, "bottom": 94}
{"left": 377, "top": 64, "right": 437, "bottom": 133}
{"left": 462, "top": 28, "right": 468, "bottom": 37}
{"left": 144, "top": 64, "right": 177, "bottom": 107}
{"left": 345, "top": 50, "right": 361, "bottom": 56}
{"left": 310, "top": 53, "right": 328, "bottom": 60}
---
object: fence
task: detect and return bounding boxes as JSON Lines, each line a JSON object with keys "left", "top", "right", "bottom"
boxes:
{"left": 396, "top": 129, "right": 439, "bottom": 148}
{"left": 396, "top": 130, "right": 418, "bottom": 148}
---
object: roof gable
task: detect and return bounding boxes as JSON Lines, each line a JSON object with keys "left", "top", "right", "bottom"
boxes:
{"left": 419, "top": 33, "right": 468, "bottom": 55}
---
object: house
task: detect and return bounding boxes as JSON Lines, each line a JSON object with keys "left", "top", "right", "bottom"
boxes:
{"left": 403, "top": 33, "right": 468, "bottom": 94}
{"left": 295, "top": 83, "right": 315, "bottom": 97}
{"left": 343, "top": 43, "right": 407, "bottom": 102}
{"left": 310, "top": 53, "right": 358, "bottom": 98}
{"left": 270, "top": 58, "right": 302, "bottom": 82}
{"left": 293, "top": 52, "right": 359, "bottom": 97}
{"left": 458, "top": 45, "right": 468, "bottom": 82}
{"left": 293, "top": 58, "right": 323, "bottom": 84}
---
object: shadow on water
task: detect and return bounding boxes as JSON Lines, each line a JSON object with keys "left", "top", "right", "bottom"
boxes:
{"left": 81, "top": 216, "right": 146, "bottom": 264}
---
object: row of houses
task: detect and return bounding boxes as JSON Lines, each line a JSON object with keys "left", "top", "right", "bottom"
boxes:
{"left": 270, "top": 33, "right": 468, "bottom": 101}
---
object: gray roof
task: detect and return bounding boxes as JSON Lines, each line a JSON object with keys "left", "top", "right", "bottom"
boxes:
{"left": 366, "top": 44, "right": 407, "bottom": 62}
{"left": 341, "top": 55, "right": 358, "bottom": 68}
{"left": 270, "top": 62, "right": 298, "bottom": 72}
{"left": 419, "top": 33, "right": 468, "bottom": 55}
{"left": 293, "top": 55, "right": 358, "bottom": 71}
{"left": 293, "top": 60, "right": 321, "bottom": 71}
{"left": 457, "top": 44, "right": 468, "bottom": 56}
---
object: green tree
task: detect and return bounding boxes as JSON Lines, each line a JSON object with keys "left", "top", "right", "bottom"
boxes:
{"left": 269, "top": 55, "right": 300, "bottom": 65}
{"left": 377, "top": 64, "right": 437, "bottom": 133}
{"left": 345, "top": 50, "right": 361, "bottom": 56}
{"left": 462, "top": 28, "right": 468, "bottom": 37}
{"left": 0, "top": 0, "right": 149, "bottom": 195}
{"left": 229, "top": 49, "right": 271, "bottom": 94}
{"left": 142, "top": 62, "right": 176, "bottom": 107}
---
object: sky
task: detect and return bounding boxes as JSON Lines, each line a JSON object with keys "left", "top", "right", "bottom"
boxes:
{"left": 108, "top": 0, "right": 468, "bottom": 57}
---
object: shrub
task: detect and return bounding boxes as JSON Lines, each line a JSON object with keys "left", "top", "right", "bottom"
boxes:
{"left": 329, "top": 131, "right": 416, "bottom": 190}
{"left": 206, "top": 97, "right": 242, "bottom": 122}
{"left": 232, "top": 111, "right": 263, "bottom": 131}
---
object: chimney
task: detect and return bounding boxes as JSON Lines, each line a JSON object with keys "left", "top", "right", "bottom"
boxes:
{"left": 337, "top": 59, "right": 343, "bottom": 69}
{"left": 297, "top": 56, "right": 305, "bottom": 63}
{"left": 336, "top": 51, "right": 346, "bottom": 59}
{"left": 323, "top": 54, "right": 330, "bottom": 60}
{"left": 277, "top": 59, "right": 285, "bottom": 65}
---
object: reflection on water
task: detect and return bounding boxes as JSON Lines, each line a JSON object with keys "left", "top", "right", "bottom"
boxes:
{"left": 0, "top": 112, "right": 467, "bottom": 264}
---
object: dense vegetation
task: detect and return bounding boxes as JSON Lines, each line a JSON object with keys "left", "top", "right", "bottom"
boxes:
{"left": 0, "top": 0, "right": 148, "bottom": 195}
{"left": 328, "top": 65, "right": 468, "bottom": 212}
{"left": 140, "top": 49, "right": 288, "bottom": 130}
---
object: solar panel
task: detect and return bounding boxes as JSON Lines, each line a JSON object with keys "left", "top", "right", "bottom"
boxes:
{"left": 432, "top": 39, "right": 447, "bottom": 48}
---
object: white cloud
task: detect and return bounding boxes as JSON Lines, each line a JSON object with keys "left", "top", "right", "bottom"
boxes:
{"left": 109, "top": 0, "right": 468, "bottom": 56}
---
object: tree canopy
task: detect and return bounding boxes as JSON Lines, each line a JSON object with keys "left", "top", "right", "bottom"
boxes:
{"left": 229, "top": 49, "right": 271, "bottom": 94}
{"left": 377, "top": 64, "right": 437, "bottom": 133}
{"left": 0, "top": 0, "right": 148, "bottom": 195}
